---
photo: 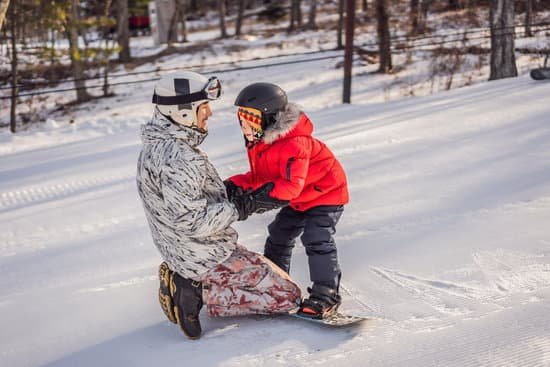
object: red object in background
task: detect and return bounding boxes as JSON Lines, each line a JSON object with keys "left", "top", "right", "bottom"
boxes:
{"left": 129, "top": 15, "right": 150, "bottom": 30}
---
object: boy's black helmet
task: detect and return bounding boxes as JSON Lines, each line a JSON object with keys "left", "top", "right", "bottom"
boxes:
{"left": 234, "top": 82, "right": 288, "bottom": 129}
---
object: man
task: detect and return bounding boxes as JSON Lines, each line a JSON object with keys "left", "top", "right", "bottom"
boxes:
{"left": 136, "top": 72, "right": 301, "bottom": 340}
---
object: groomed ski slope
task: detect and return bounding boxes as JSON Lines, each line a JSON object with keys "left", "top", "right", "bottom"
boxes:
{"left": 1, "top": 75, "right": 550, "bottom": 367}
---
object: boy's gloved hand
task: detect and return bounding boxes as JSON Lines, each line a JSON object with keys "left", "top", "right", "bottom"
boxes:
{"left": 230, "top": 183, "right": 289, "bottom": 220}
{"left": 250, "top": 182, "right": 289, "bottom": 214}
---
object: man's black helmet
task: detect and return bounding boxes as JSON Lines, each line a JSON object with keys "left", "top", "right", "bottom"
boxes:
{"left": 234, "top": 82, "right": 288, "bottom": 129}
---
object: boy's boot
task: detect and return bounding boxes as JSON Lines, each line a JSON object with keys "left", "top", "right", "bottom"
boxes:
{"left": 297, "top": 283, "right": 341, "bottom": 319}
{"left": 158, "top": 262, "right": 177, "bottom": 324}
{"left": 170, "top": 272, "right": 204, "bottom": 339}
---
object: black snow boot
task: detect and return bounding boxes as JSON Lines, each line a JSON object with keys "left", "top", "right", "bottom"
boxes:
{"left": 170, "top": 272, "right": 204, "bottom": 340}
{"left": 297, "top": 283, "right": 342, "bottom": 319}
{"left": 158, "top": 262, "right": 177, "bottom": 324}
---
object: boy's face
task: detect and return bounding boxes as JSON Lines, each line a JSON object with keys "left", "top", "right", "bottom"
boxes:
{"left": 197, "top": 102, "right": 212, "bottom": 132}
{"left": 240, "top": 120, "right": 255, "bottom": 141}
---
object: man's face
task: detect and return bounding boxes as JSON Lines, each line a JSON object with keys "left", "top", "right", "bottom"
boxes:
{"left": 197, "top": 102, "right": 212, "bottom": 131}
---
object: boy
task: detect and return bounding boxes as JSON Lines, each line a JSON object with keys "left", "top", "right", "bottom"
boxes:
{"left": 225, "top": 82, "right": 349, "bottom": 319}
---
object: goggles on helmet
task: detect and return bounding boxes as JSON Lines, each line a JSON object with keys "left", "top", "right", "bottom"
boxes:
{"left": 204, "top": 76, "right": 222, "bottom": 100}
{"left": 237, "top": 106, "right": 264, "bottom": 140}
{"left": 152, "top": 76, "right": 222, "bottom": 105}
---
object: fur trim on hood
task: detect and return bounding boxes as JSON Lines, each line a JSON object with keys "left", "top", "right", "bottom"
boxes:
{"left": 262, "top": 102, "right": 303, "bottom": 144}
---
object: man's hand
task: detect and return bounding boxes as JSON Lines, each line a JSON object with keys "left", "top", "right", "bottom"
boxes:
{"left": 230, "top": 188, "right": 253, "bottom": 221}
{"left": 223, "top": 180, "right": 242, "bottom": 202}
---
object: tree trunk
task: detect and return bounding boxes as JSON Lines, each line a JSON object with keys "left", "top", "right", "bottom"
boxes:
{"left": 525, "top": 0, "right": 533, "bottom": 37}
{"left": 103, "top": 38, "right": 110, "bottom": 97}
{"left": 296, "top": 0, "right": 302, "bottom": 26}
{"left": 9, "top": 0, "right": 16, "bottom": 133}
{"left": 100, "top": 0, "right": 112, "bottom": 95}
{"left": 448, "top": 0, "right": 460, "bottom": 9}
{"left": 376, "top": 0, "right": 392, "bottom": 73}
{"left": 167, "top": 0, "right": 187, "bottom": 42}
{"left": 410, "top": 0, "right": 419, "bottom": 35}
{"left": 343, "top": 0, "right": 355, "bottom": 103}
{"left": 464, "top": 0, "right": 476, "bottom": 14}
{"left": 116, "top": 0, "right": 130, "bottom": 62}
{"left": 178, "top": 0, "right": 187, "bottom": 42}
{"left": 0, "top": 0, "right": 9, "bottom": 32}
{"left": 236, "top": 0, "right": 246, "bottom": 36}
{"left": 421, "top": 0, "right": 431, "bottom": 19}
{"left": 307, "top": 0, "right": 317, "bottom": 30}
{"left": 68, "top": 0, "right": 91, "bottom": 102}
{"left": 50, "top": 28, "right": 56, "bottom": 65}
{"left": 489, "top": 0, "right": 517, "bottom": 80}
{"left": 167, "top": 7, "right": 178, "bottom": 43}
{"left": 337, "top": 0, "right": 344, "bottom": 49}
{"left": 218, "top": 0, "right": 227, "bottom": 38}
{"left": 289, "top": 0, "right": 297, "bottom": 31}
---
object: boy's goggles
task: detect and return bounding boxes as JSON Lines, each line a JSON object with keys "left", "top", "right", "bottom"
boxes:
{"left": 237, "top": 107, "right": 263, "bottom": 129}
{"left": 152, "top": 76, "right": 222, "bottom": 105}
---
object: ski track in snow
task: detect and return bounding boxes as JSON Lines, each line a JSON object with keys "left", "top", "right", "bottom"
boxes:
{"left": 220, "top": 298, "right": 550, "bottom": 367}
{"left": 77, "top": 275, "right": 157, "bottom": 294}
{"left": 0, "top": 172, "right": 135, "bottom": 213}
{"left": 370, "top": 249, "right": 550, "bottom": 324}
{"left": 0, "top": 211, "right": 143, "bottom": 258}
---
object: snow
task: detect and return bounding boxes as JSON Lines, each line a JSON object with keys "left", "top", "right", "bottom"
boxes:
{"left": 2, "top": 20, "right": 550, "bottom": 366}
{"left": 1, "top": 68, "right": 550, "bottom": 366}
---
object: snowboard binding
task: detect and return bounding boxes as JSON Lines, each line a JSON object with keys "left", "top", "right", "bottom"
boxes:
{"left": 297, "top": 284, "right": 342, "bottom": 320}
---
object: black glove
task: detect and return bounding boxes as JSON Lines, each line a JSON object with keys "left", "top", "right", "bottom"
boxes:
{"left": 223, "top": 180, "right": 242, "bottom": 202}
{"left": 230, "top": 183, "right": 289, "bottom": 220}
{"left": 250, "top": 182, "right": 289, "bottom": 214}
{"left": 230, "top": 188, "right": 254, "bottom": 221}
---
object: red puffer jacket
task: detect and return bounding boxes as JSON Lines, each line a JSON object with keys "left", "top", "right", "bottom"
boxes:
{"left": 228, "top": 109, "right": 349, "bottom": 212}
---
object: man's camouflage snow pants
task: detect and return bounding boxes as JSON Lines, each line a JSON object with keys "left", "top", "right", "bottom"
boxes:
{"left": 197, "top": 245, "right": 301, "bottom": 317}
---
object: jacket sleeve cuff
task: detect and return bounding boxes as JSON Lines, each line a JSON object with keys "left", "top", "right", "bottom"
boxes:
{"left": 227, "top": 173, "right": 252, "bottom": 189}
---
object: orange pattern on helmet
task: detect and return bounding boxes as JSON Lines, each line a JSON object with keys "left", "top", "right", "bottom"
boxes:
{"left": 237, "top": 107, "right": 264, "bottom": 139}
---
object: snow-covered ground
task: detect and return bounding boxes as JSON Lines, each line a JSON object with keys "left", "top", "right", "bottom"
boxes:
{"left": 1, "top": 45, "right": 550, "bottom": 367}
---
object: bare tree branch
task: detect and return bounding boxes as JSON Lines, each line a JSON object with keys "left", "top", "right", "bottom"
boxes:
{"left": 0, "top": 0, "right": 9, "bottom": 31}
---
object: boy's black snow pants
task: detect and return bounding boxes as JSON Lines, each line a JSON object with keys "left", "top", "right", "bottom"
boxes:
{"left": 264, "top": 205, "right": 344, "bottom": 291}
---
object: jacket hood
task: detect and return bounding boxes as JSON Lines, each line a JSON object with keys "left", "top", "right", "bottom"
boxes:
{"left": 141, "top": 108, "right": 207, "bottom": 147}
{"left": 263, "top": 102, "right": 311, "bottom": 144}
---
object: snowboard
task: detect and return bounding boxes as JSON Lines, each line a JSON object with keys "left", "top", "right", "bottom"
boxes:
{"left": 530, "top": 67, "right": 550, "bottom": 80}
{"left": 288, "top": 309, "right": 369, "bottom": 327}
